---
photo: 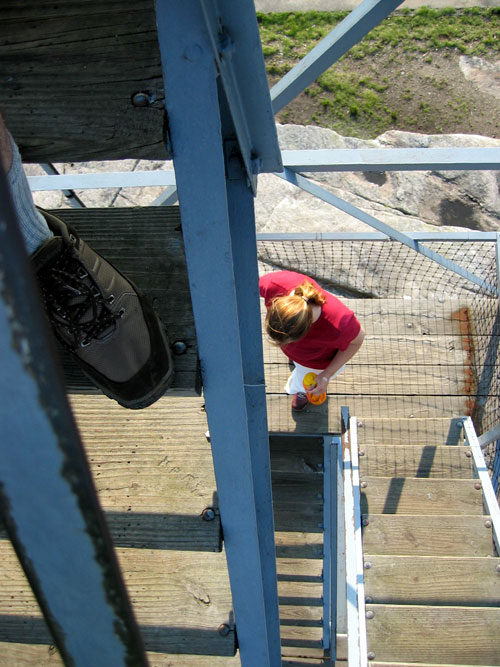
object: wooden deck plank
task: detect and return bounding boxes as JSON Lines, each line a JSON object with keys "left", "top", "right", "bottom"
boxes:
{"left": 359, "top": 445, "right": 474, "bottom": 478}
{"left": 264, "top": 334, "right": 469, "bottom": 366}
{"left": 0, "top": 542, "right": 235, "bottom": 655}
{"left": 0, "top": 1, "right": 166, "bottom": 162}
{"left": 365, "top": 605, "right": 500, "bottom": 665}
{"left": 360, "top": 478, "right": 483, "bottom": 515}
{"left": 362, "top": 515, "right": 494, "bottom": 557}
{"left": 266, "top": 395, "right": 468, "bottom": 434}
{"left": 277, "top": 559, "right": 323, "bottom": 582}
{"left": 270, "top": 435, "right": 324, "bottom": 473}
{"left": 265, "top": 362, "right": 468, "bottom": 396}
{"left": 364, "top": 556, "right": 500, "bottom": 606}
{"left": 356, "top": 418, "right": 465, "bottom": 445}
{"left": 47, "top": 208, "right": 200, "bottom": 395}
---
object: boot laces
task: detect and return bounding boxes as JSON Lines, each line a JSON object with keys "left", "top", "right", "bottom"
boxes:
{"left": 39, "top": 245, "right": 122, "bottom": 350}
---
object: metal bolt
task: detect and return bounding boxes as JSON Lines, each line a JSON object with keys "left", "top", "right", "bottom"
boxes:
{"left": 407, "top": 322, "right": 413, "bottom": 328}
{"left": 474, "top": 482, "right": 482, "bottom": 490}
{"left": 465, "top": 450, "right": 472, "bottom": 457}
{"left": 132, "top": 92, "right": 152, "bottom": 107}
{"left": 202, "top": 507, "right": 216, "bottom": 522}
{"left": 485, "top": 520, "right": 492, "bottom": 528}
{"left": 366, "top": 610, "right": 374, "bottom": 619}
{"left": 365, "top": 596, "right": 373, "bottom": 603}
{"left": 173, "top": 340, "right": 187, "bottom": 355}
{"left": 361, "top": 481, "right": 368, "bottom": 489}
{"left": 362, "top": 518, "right": 370, "bottom": 526}
{"left": 359, "top": 450, "right": 365, "bottom": 457}
{"left": 409, "top": 414, "right": 415, "bottom": 418}
{"left": 358, "top": 421, "right": 364, "bottom": 427}
{"left": 496, "top": 564, "right": 500, "bottom": 574}
{"left": 367, "top": 652, "right": 376, "bottom": 661}
{"left": 218, "top": 624, "right": 231, "bottom": 637}
{"left": 456, "top": 420, "right": 463, "bottom": 428}
{"left": 364, "top": 561, "right": 372, "bottom": 569}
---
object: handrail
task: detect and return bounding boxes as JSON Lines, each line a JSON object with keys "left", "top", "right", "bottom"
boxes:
{"left": 477, "top": 423, "right": 500, "bottom": 450}
{"left": 463, "top": 417, "right": 500, "bottom": 555}
{"left": 340, "top": 408, "right": 368, "bottom": 667}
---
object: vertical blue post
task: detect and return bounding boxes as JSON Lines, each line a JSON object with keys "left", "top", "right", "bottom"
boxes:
{"left": 154, "top": 2, "right": 281, "bottom": 665}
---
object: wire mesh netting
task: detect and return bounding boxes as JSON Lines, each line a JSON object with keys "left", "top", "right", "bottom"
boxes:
{"left": 257, "top": 237, "right": 500, "bottom": 492}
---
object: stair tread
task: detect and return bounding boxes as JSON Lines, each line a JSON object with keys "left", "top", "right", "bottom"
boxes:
{"left": 362, "top": 514, "right": 494, "bottom": 556}
{"left": 366, "top": 604, "right": 500, "bottom": 665}
{"left": 363, "top": 555, "right": 500, "bottom": 605}
{"left": 359, "top": 445, "right": 473, "bottom": 478}
{"left": 360, "top": 477, "right": 483, "bottom": 515}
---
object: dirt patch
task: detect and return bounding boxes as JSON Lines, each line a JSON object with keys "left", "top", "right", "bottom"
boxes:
{"left": 272, "top": 49, "right": 500, "bottom": 139}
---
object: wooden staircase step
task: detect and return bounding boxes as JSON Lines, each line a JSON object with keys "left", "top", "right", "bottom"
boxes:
{"left": 270, "top": 435, "right": 324, "bottom": 473}
{"left": 365, "top": 604, "right": 500, "bottom": 665}
{"left": 47, "top": 208, "right": 200, "bottom": 396}
{"left": 356, "top": 417, "right": 465, "bottom": 445}
{"left": 277, "top": 558, "right": 323, "bottom": 582}
{"left": 360, "top": 478, "right": 483, "bottom": 515}
{"left": 0, "top": 542, "right": 235, "bottom": 656}
{"left": 280, "top": 625, "right": 323, "bottom": 649}
{"left": 266, "top": 396, "right": 468, "bottom": 434}
{"left": 362, "top": 515, "right": 494, "bottom": 557}
{"left": 364, "top": 556, "right": 500, "bottom": 606}
{"left": 359, "top": 445, "right": 473, "bottom": 478}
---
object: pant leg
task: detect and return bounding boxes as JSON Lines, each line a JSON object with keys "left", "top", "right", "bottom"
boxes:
{"left": 5, "top": 132, "right": 52, "bottom": 255}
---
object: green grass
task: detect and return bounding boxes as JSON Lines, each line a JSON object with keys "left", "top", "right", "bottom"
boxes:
{"left": 257, "top": 8, "right": 500, "bottom": 60}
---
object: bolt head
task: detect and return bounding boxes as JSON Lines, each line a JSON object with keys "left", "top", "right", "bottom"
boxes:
{"left": 359, "top": 450, "right": 365, "bottom": 457}
{"left": 364, "top": 561, "right": 372, "bottom": 569}
{"left": 465, "top": 450, "right": 472, "bottom": 457}
{"left": 485, "top": 520, "right": 492, "bottom": 528}
{"left": 218, "top": 624, "right": 231, "bottom": 637}
{"left": 202, "top": 507, "right": 216, "bottom": 522}
{"left": 474, "top": 482, "right": 482, "bottom": 490}
{"left": 173, "top": 340, "right": 187, "bottom": 355}
{"left": 367, "top": 651, "right": 376, "bottom": 661}
{"left": 496, "top": 564, "right": 500, "bottom": 574}
{"left": 366, "top": 610, "right": 374, "bottom": 619}
{"left": 365, "top": 596, "right": 373, "bottom": 603}
{"left": 361, "top": 481, "right": 368, "bottom": 489}
{"left": 362, "top": 518, "right": 369, "bottom": 527}
{"left": 132, "top": 92, "right": 151, "bottom": 107}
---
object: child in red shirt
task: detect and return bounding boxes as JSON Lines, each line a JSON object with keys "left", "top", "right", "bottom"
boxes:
{"left": 259, "top": 271, "right": 364, "bottom": 410}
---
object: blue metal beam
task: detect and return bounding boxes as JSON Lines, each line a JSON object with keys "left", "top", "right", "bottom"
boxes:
{"left": 199, "top": 0, "right": 282, "bottom": 185}
{"left": 151, "top": 185, "right": 179, "bottom": 206}
{"left": 155, "top": 2, "right": 281, "bottom": 665}
{"left": 278, "top": 168, "right": 496, "bottom": 294}
{"left": 0, "top": 171, "right": 147, "bottom": 665}
{"left": 282, "top": 147, "right": 500, "bottom": 172}
{"left": 271, "top": 0, "right": 405, "bottom": 113}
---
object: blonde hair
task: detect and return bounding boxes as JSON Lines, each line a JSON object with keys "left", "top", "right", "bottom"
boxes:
{"left": 266, "top": 281, "right": 326, "bottom": 345}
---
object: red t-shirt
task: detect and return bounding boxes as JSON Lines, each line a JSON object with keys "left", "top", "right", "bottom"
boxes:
{"left": 259, "top": 271, "right": 361, "bottom": 369}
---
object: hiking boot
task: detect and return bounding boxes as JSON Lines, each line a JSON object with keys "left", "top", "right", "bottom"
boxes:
{"left": 32, "top": 209, "right": 174, "bottom": 409}
{"left": 292, "top": 392, "right": 308, "bottom": 411}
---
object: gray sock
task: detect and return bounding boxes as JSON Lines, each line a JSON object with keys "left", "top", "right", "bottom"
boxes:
{"left": 7, "top": 133, "right": 53, "bottom": 255}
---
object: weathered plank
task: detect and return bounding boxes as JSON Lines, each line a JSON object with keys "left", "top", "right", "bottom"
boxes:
{"left": 360, "top": 478, "right": 483, "bottom": 515}
{"left": 362, "top": 515, "right": 494, "bottom": 557}
{"left": 366, "top": 605, "right": 500, "bottom": 665}
{"left": 279, "top": 605, "right": 323, "bottom": 625}
{"left": 263, "top": 334, "right": 469, "bottom": 366}
{"left": 47, "top": 208, "right": 200, "bottom": 395}
{"left": 265, "top": 362, "right": 468, "bottom": 396}
{"left": 364, "top": 555, "right": 500, "bottom": 606}
{"left": 277, "top": 559, "right": 323, "bottom": 582}
{"left": 356, "top": 417, "right": 465, "bottom": 445}
{"left": 70, "top": 395, "right": 221, "bottom": 551}
{"left": 278, "top": 582, "right": 323, "bottom": 607}
{"left": 0, "top": 0, "right": 166, "bottom": 161}
{"left": 0, "top": 541, "right": 235, "bottom": 655}
{"left": 280, "top": 625, "right": 323, "bottom": 649}
{"left": 266, "top": 395, "right": 468, "bottom": 434}
{"left": 275, "top": 532, "right": 324, "bottom": 560}
{"left": 359, "top": 445, "right": 474, "bottom": 479}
